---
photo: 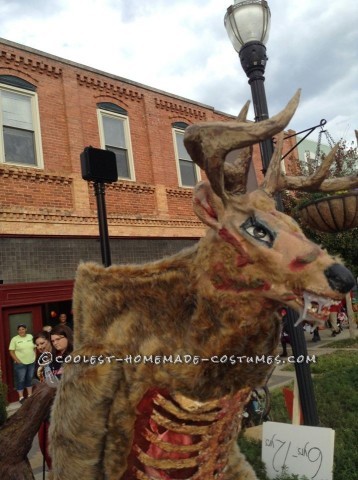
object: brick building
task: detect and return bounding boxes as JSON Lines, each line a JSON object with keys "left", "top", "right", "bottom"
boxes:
{"left": 0, "top": 38, "right": 298, "bottom": 400}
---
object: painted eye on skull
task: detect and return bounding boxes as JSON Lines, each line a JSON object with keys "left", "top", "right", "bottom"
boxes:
{"left": 241, "top": 217, "right": 276, "bottom": 247}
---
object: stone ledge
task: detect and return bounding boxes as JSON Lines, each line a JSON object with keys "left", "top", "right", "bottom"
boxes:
{"left": 0, "top": 208, "right": 203, "bottom": 228}
{"left": 0, "top": 167, "right": 72, "bottom": 185}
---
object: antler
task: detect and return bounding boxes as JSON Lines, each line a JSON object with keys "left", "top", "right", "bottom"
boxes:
{"left": 261, "top": 138, "right": 358, "bottom": 195}
{"left": 184, "top": 90, "right": 301, "bottom": 204}
{"left": 223, "top": 100, "right": 252, "bottom": 195}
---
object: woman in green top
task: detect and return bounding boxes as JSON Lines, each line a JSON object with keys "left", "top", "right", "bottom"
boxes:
{"left": 9, "top": 324, "right": 36, "bottom": 404}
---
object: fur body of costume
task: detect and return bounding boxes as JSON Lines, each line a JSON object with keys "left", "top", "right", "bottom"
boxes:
{"left": 49, "top": 92, "right": 356, "bottom": 480}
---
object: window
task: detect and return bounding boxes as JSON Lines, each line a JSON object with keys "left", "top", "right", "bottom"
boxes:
{"left": 0, "top": 77, "right": 43, "bottom": 167}
{"left": 172, "top": 122, "right": 200, "bottom": 187}
{"left": 97, "top": 103, "right": 135, "bottom": 180}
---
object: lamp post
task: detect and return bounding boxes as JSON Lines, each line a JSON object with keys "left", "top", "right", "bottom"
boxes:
{"left": 224, "top": 0, "right": 319, "bottom": 426}
{"left": 225, "top": 0, "right": 272, "bottom": 174}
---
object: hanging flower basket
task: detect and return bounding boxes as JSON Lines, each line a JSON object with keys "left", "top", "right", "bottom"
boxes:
{"left": 298, "top": 191, "right": 358, "bottom": 233}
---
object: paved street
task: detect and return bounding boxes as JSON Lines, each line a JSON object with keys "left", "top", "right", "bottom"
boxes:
{"left": 5, "top": 326, "right": 355, "bottom": 479}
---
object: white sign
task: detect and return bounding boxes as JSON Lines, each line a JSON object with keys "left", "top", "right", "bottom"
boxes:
{"left": 262, "top": 422, "right": 335, "bottom": 480}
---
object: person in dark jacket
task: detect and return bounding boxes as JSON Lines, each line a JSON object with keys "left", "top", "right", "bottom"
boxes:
{"left": 279, "top": 308, "right": 291, "bottom": 357}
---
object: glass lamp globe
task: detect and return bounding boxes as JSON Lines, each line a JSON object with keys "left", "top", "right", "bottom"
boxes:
{"left": 224, "top": 0, "right": 271, "bottom": 52}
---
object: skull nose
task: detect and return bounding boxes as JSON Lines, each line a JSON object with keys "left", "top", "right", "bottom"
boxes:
{"left": 324, "top": 263, "right": 355, "bottom": 294}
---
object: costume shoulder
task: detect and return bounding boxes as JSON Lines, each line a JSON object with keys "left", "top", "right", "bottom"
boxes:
{"left": 72, "top": 262, "right": 130, "bottom": 347}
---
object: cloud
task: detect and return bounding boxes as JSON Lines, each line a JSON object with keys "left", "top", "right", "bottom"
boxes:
{"left": 0, "top": 0, "right": 356, "bottom": 146}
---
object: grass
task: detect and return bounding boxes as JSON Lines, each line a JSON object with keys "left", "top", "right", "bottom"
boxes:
{"left": 319, "top": 336, "right": 358, "bottom": 349}
{"left": 310, "top": 349, "right": 358, "bottom": 374}
{"left": 309, "top": 351, "right": 357, "bottom": 480}
{"left": 239, "top": 350, "right": 358, "bottom": 480}
{"left": 281, "top": 343, "right": 358, "bottom": 372}
{"left": 237, "top": 436, "right": 269, "bottom": 479}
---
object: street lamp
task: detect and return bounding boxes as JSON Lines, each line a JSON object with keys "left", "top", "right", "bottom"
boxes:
{"left": 225, "top": 0, "right": 272, "bottom": 173}
{"left": 224, "top": 0, "right": 319, "bottom": 426}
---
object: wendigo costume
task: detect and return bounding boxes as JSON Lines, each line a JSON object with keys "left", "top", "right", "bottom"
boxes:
{"left": 1, "top": 91, "right": 356, "bottom": 480}
{"left": 48, "top": 91, "right": 356, "bottom": 480}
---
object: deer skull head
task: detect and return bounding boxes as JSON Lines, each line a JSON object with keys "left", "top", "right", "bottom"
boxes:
{"left": 185, "top": 90, "right": 356, "bottom": 324}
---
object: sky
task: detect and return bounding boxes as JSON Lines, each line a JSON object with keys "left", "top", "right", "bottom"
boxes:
{"left": 0, "top": 0, "right": 357, "bottom": 147}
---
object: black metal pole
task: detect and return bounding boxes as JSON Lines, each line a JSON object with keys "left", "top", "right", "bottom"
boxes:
{"left": 239, "top": 40, "right": 319, "bottom": 426}
{"left": 285, "top": 319, "right": 319, "bottom": 425}
{"left": 94, "top": 182, "right": 112, "bottom": 267}
{"left": 239, "top": 41, "right": 273, "bottom": 175}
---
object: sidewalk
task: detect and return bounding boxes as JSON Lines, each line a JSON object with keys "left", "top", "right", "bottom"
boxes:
{"left": 6, "top": 326, "right": 355, "bottom": 479}
{"left": 29, "top": 437, "right": 47, "bottom": 480}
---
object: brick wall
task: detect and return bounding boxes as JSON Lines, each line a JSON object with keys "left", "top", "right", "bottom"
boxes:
{"left": 0, "top": 39, "right": 289, "bottom": 285}
{"left": 89, "top": 182, "right": 157, "bottom": 216}
{"left": 0, "top": 168, "right": 73, "bottom": 211}
{"left": 0, "top": 39, "right": 246, "bottom": 240}
{"left": 166, "top": 188, "right": 197, "bottom": 218}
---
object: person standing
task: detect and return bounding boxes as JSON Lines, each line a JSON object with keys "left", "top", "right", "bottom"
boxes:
{"left": 38, "top": 324, "right": 74, "bottom": 470}
{"left": 33, "top": 331, "right": 53, "bottom": 381}
{"left": 312, "top": 326, "right": 321, "bottom": 342}
{"left": 57, "top": 313, "right": 73, "bottom": 330}
{"left": 279, "top": 308, "right": 291, "bottom": 357}
{"left": 9, "top": 324, "right": 36, "bottom": 404}
{"left": 49, "top": 324, "right": 73, "bottom": 378}
{"left": 329, "top": 301, "right": 342, "bottom": 337}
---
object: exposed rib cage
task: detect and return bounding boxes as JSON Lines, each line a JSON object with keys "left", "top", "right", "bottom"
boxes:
{"left": 126, "top": 388, "right": 251, "bottom": 479}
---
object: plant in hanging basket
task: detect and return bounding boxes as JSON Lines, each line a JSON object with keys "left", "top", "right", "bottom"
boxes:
{"left": 295, "top": 131, "right": 358, "bottom": 233}
{"left": 299, "top": 191, "right": 358, "bottom": 233}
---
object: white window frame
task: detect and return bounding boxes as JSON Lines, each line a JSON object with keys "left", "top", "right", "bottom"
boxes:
{"left": 97, "top": 108, "right": 135, "bottom": 181}
{"left": 172, "top": 127, "right": 201, "bottom": 188}
{"left": 0, "top": 82, "right": 43, "bottom": 168}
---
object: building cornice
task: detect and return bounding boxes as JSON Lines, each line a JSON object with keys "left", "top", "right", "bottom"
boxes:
{"left": 0, "top": 208, "right": 202, "bottom": 228}
{"left": 0, "top": 47, "right": 62, "bottom": 78}
{"left": 155, "top": 98, "right": 207, "bottom": 120}
{"left": 106, "top": 182, "right": 155, "bottom": 194}
{"left": 0, "top": 166, "right": 71, "bottom": 185}
{"left": 77, "top": 74, "right": 143, "bottom": 103}
{"left": 166, "top": 187, "right": 195, "bottom": 198}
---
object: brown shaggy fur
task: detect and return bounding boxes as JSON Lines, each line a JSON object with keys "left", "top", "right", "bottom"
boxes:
{"left": 49, "top": 187, "right": 349, "bottom": 480}
{"left": 0, "top": 383, "right": 56, "bottom": 479}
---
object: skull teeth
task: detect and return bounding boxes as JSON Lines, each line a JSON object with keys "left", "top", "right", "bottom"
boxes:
{"left": 295, "top": 291, "right": 338, "bottom": 326}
